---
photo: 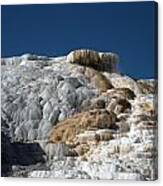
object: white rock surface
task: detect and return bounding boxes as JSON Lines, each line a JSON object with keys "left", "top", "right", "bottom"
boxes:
{"left": 1, "top": 50, "right": 157, "bottom": 180}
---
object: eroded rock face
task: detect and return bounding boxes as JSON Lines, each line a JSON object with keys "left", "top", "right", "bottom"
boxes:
{"left": 66, "top": 49, "right": 119, "bottom": 73}
{"left": 1, "top": 50, "right": 157, "bottom": 180}
{"left": 137, "top": 79, "right": 157, "bottom": 94}
{"left": 104, "top": 73, "right": 141, "bottom": 95}
{"left": 49, "top": 109, "right": 116, "bottom": 144}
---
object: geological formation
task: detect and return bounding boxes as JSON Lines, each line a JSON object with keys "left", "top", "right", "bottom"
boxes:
{"left": 1, "top": 49, "right": 157, "bottom": 180}
{"left": 66, "top": 49, "right": 119, "bottom": 72}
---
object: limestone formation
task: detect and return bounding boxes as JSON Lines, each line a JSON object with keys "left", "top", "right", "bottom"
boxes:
{"left": 66, "top": 49, "right": 119, "bottom": 72}
{"left": 1, "top": 49, "right": 157, "bottom": 180}
{"left": 49, "top": 109, "right": 116, "bottom": 144}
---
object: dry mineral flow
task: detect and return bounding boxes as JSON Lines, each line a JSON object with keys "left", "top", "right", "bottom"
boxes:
{"left": 1, "top": 49, "right": 157, "bottom": 180}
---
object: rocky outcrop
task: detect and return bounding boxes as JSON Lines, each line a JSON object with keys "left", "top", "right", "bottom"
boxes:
{"left": 66, "top": 49, "right": 119, "bottom": 73}
{"left": 104, "top": 73, "right": 141, "bottom": 95}
{"left": 1, "top": 49, "right": 157, "bottom": 180}
{"left": 105, "top": 88, "right": 136, "bottom": 100}
{"left": 49, "top": 109, "right": 116, "bottom": 144}
{"left": 137, "top": 79, "right": 157, "bottom": 94}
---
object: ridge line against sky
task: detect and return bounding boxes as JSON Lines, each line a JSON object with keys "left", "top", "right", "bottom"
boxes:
{"left": 1, "top": 1, "right": 157, "bottom": 78}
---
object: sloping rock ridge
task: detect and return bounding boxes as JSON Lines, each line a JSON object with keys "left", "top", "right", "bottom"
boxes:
{"left": 1, "top": 49, "right": 157, "bottom": 180}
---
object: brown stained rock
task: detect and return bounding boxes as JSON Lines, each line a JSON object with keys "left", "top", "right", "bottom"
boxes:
{"left": 66, "top": 49, "right": 119, "bottom": 73}
{"left": 107, "top": 98, "right": 131, "bottom": 115}
{"left": 49, "top": 109, "right": 116, "bottom": 144}
{"left": 72, "top": 65, "right": 114, "bottom": 92}
{"left": 143, "top": 143, "right": 155, "bottom": 152}
{"left": 75, "top": 129, "right": 113, "bottom": 145}
{"left": 96, "top": 130, "right": 113, "bottom": 141}
{"left": 67, "top": 49, "right": 100, "bottom": 66}
{"left": 74, "top": 144, "right": 90, "bottom": 156}
{"left": 141, "top": 102, "right": 155, "bottom": 116}
{"left": 81, "top": 67, "right": 114, "bottom": 92}
{"left": 92, "top": 72, "right": 114, "bottom": 92}
{"left": 137, "top": 121, "right": 157, "bottom": 129}
{"left": 91, "top": 99, "right": 106, "bottom": 109}
{"left": 81, "top": 98, "right": 106, "bottom": 112}
{"left": 76, "top": 131, "right": 100, "bottom": 144}
{"left": 117, "top": 99, "right": 131, "bottom": 111}
{"left": 80, "top": 98, "right": 106, "bottom": 113}
{"left": 137, "top": 80, "right": 156, "bottom": 94}
{"left": 73, "top": 131, "right": 113, "bottom": 156}
{"left": 106, "top": 88, "right": 136, "bottom": 100}
{"left": 116, "top": 121, "right": 130, "bottom": 133}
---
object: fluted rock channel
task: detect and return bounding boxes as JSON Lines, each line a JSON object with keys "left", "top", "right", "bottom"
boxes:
{"left": 1, "top": 49, "right": 157, "bottom": 180}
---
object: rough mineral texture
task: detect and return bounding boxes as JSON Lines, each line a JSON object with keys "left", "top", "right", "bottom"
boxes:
{"left": 66, "top": 49, "right": 119, "bottom": 73}
{"left": 49, "top": 109, "right": 116, "bottom": 144}
{"left": 1, "top": 49, "right": 157, "bottom": 180}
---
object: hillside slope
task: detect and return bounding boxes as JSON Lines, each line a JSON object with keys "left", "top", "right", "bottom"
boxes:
{"left": 1, "top": 49, "right": 157, "bottom": 180}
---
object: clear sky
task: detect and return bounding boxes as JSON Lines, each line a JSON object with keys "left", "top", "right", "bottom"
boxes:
{"left": 1, "top": 1, "right": 157, "bottom": 78}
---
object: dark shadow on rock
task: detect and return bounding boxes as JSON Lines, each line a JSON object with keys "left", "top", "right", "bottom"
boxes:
{"left": 10, "top": 142, "right": 46, "bottom": 166}
{"left": 1, "top": 131, "right": 46, "bottom": 177}
{"left": 1, "top": 131, "right": 13, "bottom": 177}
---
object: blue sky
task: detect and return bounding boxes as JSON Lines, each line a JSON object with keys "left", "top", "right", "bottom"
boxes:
{"left": 1, "top": 1, "right": 157, "bottom": 78}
